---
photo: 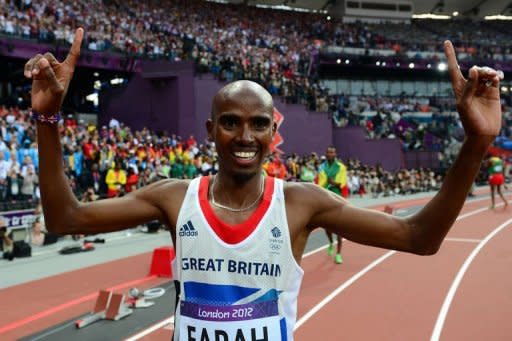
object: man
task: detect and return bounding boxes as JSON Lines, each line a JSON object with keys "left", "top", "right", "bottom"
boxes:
{"left": 317, "top": 146, "right": 347, "bottom": 264}
{"left": 487, "top": 155, "right": 508, "bottom": 208}
{"left": 25, "top": 28, "right": 503, "bottom": 340}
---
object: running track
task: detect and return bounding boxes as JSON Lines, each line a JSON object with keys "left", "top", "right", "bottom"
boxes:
{"left": 1, "top": 191, "right": 511, "bottom": 340}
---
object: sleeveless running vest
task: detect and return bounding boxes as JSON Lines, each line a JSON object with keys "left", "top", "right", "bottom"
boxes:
{"left": 489, "top": 157, "right": 504, "bottom": 175}
{"left": 172, "top": 176, "right": 304, "bottom": 340}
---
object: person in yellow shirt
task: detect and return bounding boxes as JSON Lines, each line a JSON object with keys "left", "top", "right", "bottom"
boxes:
{"left": 105, "top": 160, "right": 127, "bottom": 198}
{"left": 317, "top": 146, "right": 348, "bottom": 264}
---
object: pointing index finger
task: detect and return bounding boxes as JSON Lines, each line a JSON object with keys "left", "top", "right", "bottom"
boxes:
{"left": 64, "top": 27, "right": 84, "bottom": 68}
{"left": 444, "top": 40, "right": 464, "bottom": 83}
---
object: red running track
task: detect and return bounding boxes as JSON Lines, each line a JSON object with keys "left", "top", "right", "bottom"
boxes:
{"left": 1, "top": 192, "right": 510, "bottom": 340}
{"left": 0, "top": 252, "right": 169, "bottom": 340}
{"left": 295, "top": 195, "right": 512, "bottom": 340}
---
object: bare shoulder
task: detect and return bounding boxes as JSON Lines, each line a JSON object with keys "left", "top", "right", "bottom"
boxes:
{"left": 135, "top": 178, "right": 191, "bottom": 206}
{"left": 131, "top": 178, "right": 192, "bottom": 227}
{"left": 282, "top": 181, "right": 349, "bottom": 230}
{"left": 282, "top": 181, "right": 315, "bottom": 200}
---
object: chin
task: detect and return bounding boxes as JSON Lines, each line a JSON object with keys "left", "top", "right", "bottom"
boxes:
{"left": 230, "top": 168, "right": 261, "bottom": 183}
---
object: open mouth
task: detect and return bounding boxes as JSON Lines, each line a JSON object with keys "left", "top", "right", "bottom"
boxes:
{"left": 232, "top": 151, "right": 258, "bottom": 164}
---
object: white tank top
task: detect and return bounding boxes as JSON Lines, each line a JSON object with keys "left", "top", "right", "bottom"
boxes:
{"left": 173, "top": 176, "right": 304, "bottom": 340}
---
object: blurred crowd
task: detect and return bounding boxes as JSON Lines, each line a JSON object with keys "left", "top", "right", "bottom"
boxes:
{"left": 331, "top": 93, "right": 512, "bottom": 168}
{"left": 0, "top": 0, "right": 510, "bottom": 210}
{"left": 2, "top": 1, "right": 511, "bottom": 61}
{"left": 0, "top": 0, "right": 323, "bottom": 110}
{"left": 0, "top": 105, "right": 449, "bottom": 212}
{"left": 332, "top": 94, "right": 462, "bottom": 149}
{"left": 2, "top": 0, "right": 511, "bottom": 115}
{"left": 266, "top": 153, "right": 442, "bottom": 198}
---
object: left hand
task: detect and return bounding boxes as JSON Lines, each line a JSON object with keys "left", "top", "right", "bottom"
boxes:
{"left": 328, "top": 178, "right": 338, "bottom": 187}
{"left": 445, "top": 40, "right": 503, "bottom": 138}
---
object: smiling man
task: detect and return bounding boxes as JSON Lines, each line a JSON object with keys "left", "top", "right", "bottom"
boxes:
{"left": 26, "top": 28, "right": 505, "bottom": 340}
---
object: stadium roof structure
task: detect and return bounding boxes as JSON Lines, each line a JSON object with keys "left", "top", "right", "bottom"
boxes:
{"left": 223, "top": 0, "right": 512, "bottom": 18}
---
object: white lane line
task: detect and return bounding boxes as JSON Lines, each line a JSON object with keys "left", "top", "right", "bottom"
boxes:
{"left": 29, "top": 194, "right": 495, "bottom": 259}
{"left": 125, "top": 194, "right": 505, "bottom": 338}
{"left": 444, "top": 238, "right": 481, "bottom": 243}
{"left": 294, "top": 200, "right": 500, "bottom": 331}
{"left": 124, "top": 315, "right": 174, "bottom": 341}
{"left": 302, "top": 238, "right": 344, "bottom": 259}
{"left": 302, "top": 244, "right": 329, "bottom": 258}
{"left": 123, "top": 241, "right": 339, "bottom": 339}
{"left": 430, "top": 217, "right": 512, "bottom": 341}
{"left": 294, "top": 250, "right": 396, "bottom": 330}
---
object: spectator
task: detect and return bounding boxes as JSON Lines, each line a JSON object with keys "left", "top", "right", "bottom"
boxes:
{"left": 7, "top": 168, "right": 22, "bottom": 201}
{"left": 125, "top": 167, "right": 139, "bottom": 193}
{"left": 20, "top": 164, "right": 38, "bottom": 201}
{"left": 105, "top": 160, "right": 127, "bottom": 198}
{"left": 299, "top": 159, "right": 316, "bottom": 183}
{"left": 0, "top": 150, "right": 8, "bottom": 200}
{"left": 0, "top": 218, "right": 14, "bottom": 261}
{"left": 26, "top": 220, "right": 46, "bottom": 247}
{"left": 264, "top": 154, "right": 287, "bottom": 179}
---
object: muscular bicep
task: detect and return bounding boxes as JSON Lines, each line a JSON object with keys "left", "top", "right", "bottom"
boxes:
{"left": 307, "top": 185, "right": 417, "bottom": 253}
{"left": 57, "top": 180, "right": 181, "bottom": 235}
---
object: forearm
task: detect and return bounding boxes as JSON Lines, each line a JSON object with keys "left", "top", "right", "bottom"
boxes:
{"left": 36, "top": 123, "right": 80, "bottom": 231}
{"left": 408, "top": 136, "right": 493, "bottom": 253}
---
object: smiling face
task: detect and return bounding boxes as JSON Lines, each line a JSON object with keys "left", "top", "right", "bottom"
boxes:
{"left": 207, "top": 81, "right": 276, "bottom": 182}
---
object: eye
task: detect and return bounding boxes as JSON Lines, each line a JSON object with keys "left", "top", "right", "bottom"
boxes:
{"left": 252, "top": 117, "right": 270, "bottom": 131}
{"left": 219, "top": 116, "right": 239, "bottom": 130}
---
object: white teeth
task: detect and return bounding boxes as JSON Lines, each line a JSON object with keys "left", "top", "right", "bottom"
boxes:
{"left": 234, "top": 151, "right": 256, "bottom": 159}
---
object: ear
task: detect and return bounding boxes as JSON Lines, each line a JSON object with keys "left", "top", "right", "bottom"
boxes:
{"left": 206, "top": 118, "right": 214, "bottom": 141}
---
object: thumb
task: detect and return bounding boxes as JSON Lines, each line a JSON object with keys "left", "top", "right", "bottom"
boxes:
{"left": 37, "top": 58, "right": 64, "bottom": 95}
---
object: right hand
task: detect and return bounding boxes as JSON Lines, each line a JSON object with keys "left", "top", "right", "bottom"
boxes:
{"left": 444, "top": 40, "right": 503, "bottom": 140}
{"left": 24, "top": 28, "right": 84, "bottom": 115}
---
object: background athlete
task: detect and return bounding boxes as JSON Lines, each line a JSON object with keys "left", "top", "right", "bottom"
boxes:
{"left": 26, "top": 28, "right": 504, "bottom": 338}
{"left": 487, "top": 155, "right": 508, "bottom": 209}
{"left": 317, "top": 146, "right": 347, "bottom": 264}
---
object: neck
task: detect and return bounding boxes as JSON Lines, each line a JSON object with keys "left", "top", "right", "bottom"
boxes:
{"left": 211, "top": 171, "right": 264, "bottom": 209}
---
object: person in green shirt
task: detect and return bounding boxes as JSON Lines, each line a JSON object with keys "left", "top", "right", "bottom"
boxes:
{"left": 161, "top": 158, "right": 171, "bottom": 178}
{"left": 487, "top": 156, "right": 508, "bottom": 209}
{"left": 184, "top": 159, "right": 198, "bottom": 179}
{"left": 317, "top": 146, "right": 348, "bottom": 264}
{"left": 171, "top": 157, "right": 185, "bottom": 179}
{"left": 300, "top": 159, "right": 317, "bottom": 183}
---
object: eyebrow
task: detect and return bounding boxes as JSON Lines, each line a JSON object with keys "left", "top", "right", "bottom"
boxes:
{"left": 217, "top": 112, "right": 273, "bottom": 120}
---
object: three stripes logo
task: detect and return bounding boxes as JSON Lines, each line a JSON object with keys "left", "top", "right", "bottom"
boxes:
{"left": 179, "top": 220, "right": 198, "bottom": 237}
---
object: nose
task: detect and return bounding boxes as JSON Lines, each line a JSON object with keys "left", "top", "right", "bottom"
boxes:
{"left": 239, "top": 123, "right": 254, "bottom": 144}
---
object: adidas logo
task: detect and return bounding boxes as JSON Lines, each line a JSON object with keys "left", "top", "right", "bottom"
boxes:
{"left": 179, "top": 220, "right": 198, "bottom": 237}
{"left": 271, "top": 226, "right": 281, "bottom": 238}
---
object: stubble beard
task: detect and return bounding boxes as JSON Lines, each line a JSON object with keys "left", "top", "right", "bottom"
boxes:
{"left": 231, "top": 169, "right": 260, "bottom": 184}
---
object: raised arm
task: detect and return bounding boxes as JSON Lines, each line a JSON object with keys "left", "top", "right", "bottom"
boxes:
{"left": 304, "top": 41, "right": 502, "bottom": 255}
{"left": 26, "top": 28, "right": 175, "bottom": 235}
